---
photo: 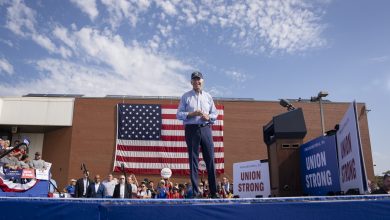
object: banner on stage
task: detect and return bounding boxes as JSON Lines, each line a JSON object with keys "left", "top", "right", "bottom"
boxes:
{"left": 35, "top": 162, "right": 52, "bottom": 180}
{"left": 300, "top": 135, "right": 340, "bottom": 196}
{"left": 21, "top": 168, "right": 36, "bottom": 179}
{"left": 233, "top": 160, "right": 270, "bottom": 198}
{"left": 3, "top": 168, "right": 22, "bottom": 179}
{"left": 336, "top": 101, "right": 367, "bottom": 194}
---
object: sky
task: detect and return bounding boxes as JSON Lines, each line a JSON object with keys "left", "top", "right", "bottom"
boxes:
{"left": 0, "top": 0, "right": 389, "bottom": 175}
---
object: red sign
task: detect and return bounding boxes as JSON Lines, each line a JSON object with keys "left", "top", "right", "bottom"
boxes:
{"left": 21, "top": 169, "right": 36, "bottom": 179}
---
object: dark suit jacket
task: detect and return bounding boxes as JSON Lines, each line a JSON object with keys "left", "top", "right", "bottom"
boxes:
{"left": 113, "top": 183, "right": 132, "bottom": 198}
{"left": 87, "top": 182, "right": 106, "bottom": 198}
{"left": 75, "top": 177, "right": 92, "bottom": 198}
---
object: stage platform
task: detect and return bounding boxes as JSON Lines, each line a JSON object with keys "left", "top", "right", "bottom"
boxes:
{"left": 0, "top": 195, "right": 389, "bottom": 220}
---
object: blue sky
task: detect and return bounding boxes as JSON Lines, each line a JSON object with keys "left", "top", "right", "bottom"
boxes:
{"left": 0, "top": 0, "right": 389, "bottom": 175}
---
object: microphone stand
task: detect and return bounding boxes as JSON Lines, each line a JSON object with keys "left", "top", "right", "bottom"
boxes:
{"left": 49, "top": 179, "right": 64, "bottom": 198}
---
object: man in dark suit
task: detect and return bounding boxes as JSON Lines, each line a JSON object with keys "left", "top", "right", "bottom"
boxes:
{"left": 75, "top": 171, "right": 91, "bottom": 198}
{"left": 87, "top": 174, "right": 106, "bottom": 198}
{"left": 113, "top": 175, "right": 132, "bottom": 198}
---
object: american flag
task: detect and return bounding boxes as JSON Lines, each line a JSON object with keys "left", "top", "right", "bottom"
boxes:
{"left": 113, "top": 104, "right": 224, "bottom": 175}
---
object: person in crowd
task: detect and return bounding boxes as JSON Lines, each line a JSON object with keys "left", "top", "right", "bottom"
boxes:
{"left": 113, "top": 175, "right": 132, "bottom": 199}
{"left": 156, "top": 180, "right": 168, "bottom": 199}
{"left": 176, "top": 71, "right": 219, "bottom": 198}
{"left": 64, "top": 179, "right": 77, "bottom": 197}
{"left": 163, "top": 177, "right": 173, "bottom": 190}
{"left": 75, "top": 171, "right": 91, "bottom": 198}
{"left": 12, "top": 140, "right": 20, "bottom": 149}
{"left": 137, "top": 182, "right": 152, "bottom": 199}
{"left": 198, "top": 182, "right": 205, "bottom": 197}
{"left": 12, "top": 140, "right": 28, "bottom": 159}
{"left": 3, "top": 140, "right": 11, "bottom": 150}
{"left": 0, "top": 138, "right": 3, "bottom": 148}
{"left": 0, "top": 151, "right": 19, "bottom": 169}
{"left": 102, "top": 173, "right": 117, "bottom": 198}
{"left": 169, "top": 186, "right": 182, "bottom": 199}
{"left": 372, "top": 174, "right": 390, "bottom": 194}
{"left": 202, "top": 180, "right": 210, "bottom": 198}
{"left": 148, "top": 180, "right": 157, "bottom": 198}
{"left": 221, "top": 176, "right": 230, "bottom": 197}
{"left": 184, "top": 182, "right": 194, "bottom": 198}
{"left": 87, "top": 174, "right": 106, "bottom": 198}
{"left": 29, "top": 152, "right": 47, "bottom": 170}
{"left": 18, "top": 154, "right": 31, "bottom": 169}
{"left": 128, "top": 174, "right": 138, "bottom": 197}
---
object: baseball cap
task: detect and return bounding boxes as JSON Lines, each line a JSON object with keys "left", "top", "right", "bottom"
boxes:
{"left": 191, "top": 71, "right": 203, "bottom": 79}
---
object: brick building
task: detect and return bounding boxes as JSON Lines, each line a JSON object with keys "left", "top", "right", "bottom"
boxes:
{"left": 0, "top": 96, "right": 374, "bottom": 189}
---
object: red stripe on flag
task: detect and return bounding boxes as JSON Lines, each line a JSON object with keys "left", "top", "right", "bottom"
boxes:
{"left": 161, "top": 124, "right": 224, "bottom": 131}
{"left": 162, "top": 104, "right": 224, "bottom": 110}
{"left": 113, "top": 167, "right": 225, "bottom": 175}
{"left": 117, "top": 145, "right": 224, "bottom": 153}
{"left": 116, "top": 156, "right": 225, "bottom": 164}
{"left": 162, "top": 114, "right": 224, "bottom": 120}
{"left": 160, "top": 136, "right": 223, "bottom": 142}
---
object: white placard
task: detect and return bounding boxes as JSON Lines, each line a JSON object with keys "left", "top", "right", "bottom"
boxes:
{"left": 198, "top": 160, "right": 206, "bottom": 171}
{"left": 35, "top": 162, "right": 52, "bottom": 180}
{"left": 233, "top": 160, "right": 270, "bottom": 198}
{"left": 336, "top": 102, "right": 367, "bottom": 194}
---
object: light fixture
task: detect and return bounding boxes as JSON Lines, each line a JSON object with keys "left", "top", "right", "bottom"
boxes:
{"left": 310, "top": 91, "right": 329, "bottom": 135}
{"left": 279, "top": 99, "right": 295, "bottom": 111}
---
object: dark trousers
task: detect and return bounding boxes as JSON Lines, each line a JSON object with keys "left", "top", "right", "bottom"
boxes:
{"left": 185, "top": 124, "right": 217, "bottom": 195}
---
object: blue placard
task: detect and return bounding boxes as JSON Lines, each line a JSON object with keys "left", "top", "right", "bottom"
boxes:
{"left": 3, "top": 169, "right": 23, "bottom": 180}
{"left": 300, "top": 135, "right": 341, "bottom": 196}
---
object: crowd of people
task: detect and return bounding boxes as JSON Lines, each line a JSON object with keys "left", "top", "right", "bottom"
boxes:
{"left": 1, "top": 137, "right": 389, "bottom": 198}
{"left": 63, "top": 172, "right": 234, "bottom": 199}
{"left": 0, "top": 138, "right": 46, "bottom": 170}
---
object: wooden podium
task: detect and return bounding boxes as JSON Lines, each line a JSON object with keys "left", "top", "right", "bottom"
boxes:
{"left": 263, "top": 108, "right": 307, "bottom": 197}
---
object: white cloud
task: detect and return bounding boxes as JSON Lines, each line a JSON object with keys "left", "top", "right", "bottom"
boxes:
{"left": 101, "top": 0, "right": 150, "bottom": 29}
{"left": 0, "top": 38, "right": 14, "bottom": 47}
{"left": 225, "top": 70, "right": 247, "bottom": 83}
{"left": 0, "top": 58, "right": 14, "bottom": 75}
{"left": 4, "top": 1, "right": 72, "bottom": 58}
{"left": 99, "top": 0, "right": 327, "bottom": 54}
{"left": 369, "top": 56, "right": 389, "bottom": 63}
{"left": 70, "top": 0, "right": 99, "bottom": 21}
{"left": 0, "top": 25, "right": 193, "bottom": 96}
{"left": 5, "top": 0, "right": 36, "bottom": 37}
{"left": 0, "top": 57, "right": 191, "bottom": 96}
{"left": 156, "top": 0, "right": 177, "bottom": 16}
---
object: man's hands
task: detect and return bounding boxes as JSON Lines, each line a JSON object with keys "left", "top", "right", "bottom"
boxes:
{"left": 188, "top": 110, "right": 210, "bottom": 121}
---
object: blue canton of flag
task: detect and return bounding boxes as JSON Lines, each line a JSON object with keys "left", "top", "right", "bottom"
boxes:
{"left": 118, "top": 104, "right": 162, "bottom": 140}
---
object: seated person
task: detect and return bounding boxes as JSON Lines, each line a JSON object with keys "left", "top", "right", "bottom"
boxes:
{"left": 0, "top": 152, "right": 19, "bottom": 169}
{"left": 18, "top": 154, "right": 31, "bottom": 169}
